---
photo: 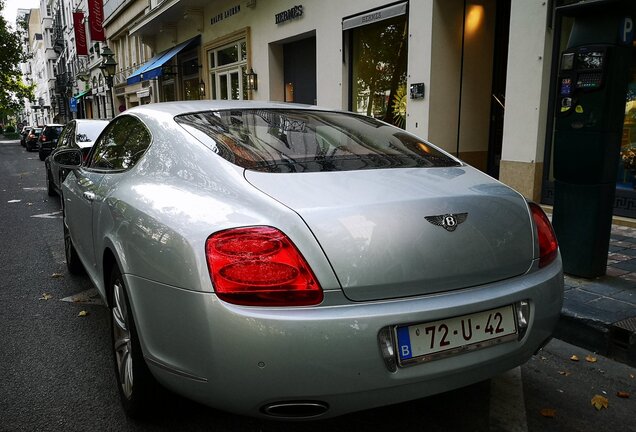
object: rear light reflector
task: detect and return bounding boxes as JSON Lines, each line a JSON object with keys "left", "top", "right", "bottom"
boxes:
{"left": 206, "top": 226, "right": 323, "bottom": 306}
{"left": 529, "top": 203, "right": 558, "bottom": 268}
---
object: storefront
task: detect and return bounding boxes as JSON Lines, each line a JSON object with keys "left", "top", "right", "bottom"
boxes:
{"left": 125, "top": 35, "right": 203, "bottom": 103}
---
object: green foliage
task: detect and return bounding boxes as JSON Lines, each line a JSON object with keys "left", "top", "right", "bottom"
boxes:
{"left": 0, "top": 0, "right": 35, "bottom": 119}
{"left": 5, "top": 125, "right": 15, "bottom": 133}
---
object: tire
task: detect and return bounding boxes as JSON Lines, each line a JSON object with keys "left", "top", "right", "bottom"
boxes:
{"left": 62, "top": 206, "right": 84, "bottom": 274}
{"left": 46, "top": 169, "right": 57, "bottom": 197}
{"left": 110, "top": 267, "right": 156, "bottom": 417}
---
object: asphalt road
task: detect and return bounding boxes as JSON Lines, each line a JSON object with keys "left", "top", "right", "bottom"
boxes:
{"left": 0, "top": 138, "right": 635, "bottom": 431}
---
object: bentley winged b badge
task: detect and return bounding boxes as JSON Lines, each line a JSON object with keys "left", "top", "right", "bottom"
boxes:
{"left": 425, "top": 213, "right": 468, "bottom": 232}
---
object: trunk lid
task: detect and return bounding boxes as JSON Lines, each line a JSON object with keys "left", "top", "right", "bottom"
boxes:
{"left": 245, "top": 167, "right": 535, "bottom": 301}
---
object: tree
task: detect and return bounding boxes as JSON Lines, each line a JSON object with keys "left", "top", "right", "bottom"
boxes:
{"left": 0, "top": 0, "right": 35, "bottom": 124}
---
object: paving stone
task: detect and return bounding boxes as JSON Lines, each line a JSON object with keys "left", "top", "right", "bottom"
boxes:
{"left": 580, "top": 281, "right": 628, "bottom": 297}
{"left": 607, "top": 267, "right": 631, "bottom": 277}
{"left": 586, "top": 297, "right": 636, "bottom": 321}
{"left": 612, "top": 290, "right": 636, "bottom": 304}
{"left": 563, "top": 288, "right": 602, "bottom": 304}
{"left": 619, "top": 248, "right": 636, "bottom": 257}
{"left": 612, "top": 259, "right": 636, "bottom": 272}
{"left": 607, "top": 253, "right": 632, "bottom": 261}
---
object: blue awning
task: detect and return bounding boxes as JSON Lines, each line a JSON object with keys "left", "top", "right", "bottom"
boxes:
{"left": 126, "top": 35, "right": 200, "bottom": 85}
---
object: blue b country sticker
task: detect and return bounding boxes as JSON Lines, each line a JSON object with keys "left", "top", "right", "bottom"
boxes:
{"left": 397, "top": 326, "right": 413, "bottom": 360}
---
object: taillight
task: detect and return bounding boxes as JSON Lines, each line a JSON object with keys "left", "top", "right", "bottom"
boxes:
{"left": 206, "top": 226, "right": 323, "bottom": 306}
{"left": 40, "top": 134, "right": 46, "bottom": 142}
{"left": 529, "top": 203, "right": 558, "bottom": 268}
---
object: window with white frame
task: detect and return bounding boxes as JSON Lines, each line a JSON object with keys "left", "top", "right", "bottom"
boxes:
{"left": 207, "top": 39, "right": 248, "bottom": 100}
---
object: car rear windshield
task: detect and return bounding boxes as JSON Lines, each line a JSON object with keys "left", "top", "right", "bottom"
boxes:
{"left": 175, "top": 109, "right": 461, "bottom": 173}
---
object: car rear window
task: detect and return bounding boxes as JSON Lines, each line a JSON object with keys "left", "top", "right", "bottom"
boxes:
{"left": 175, "top": 109, "right": 460, "bottom": 173}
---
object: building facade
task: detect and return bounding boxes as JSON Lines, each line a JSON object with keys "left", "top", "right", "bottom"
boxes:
{"left": 17, "top": 0, "right": 636, "bottom": 220}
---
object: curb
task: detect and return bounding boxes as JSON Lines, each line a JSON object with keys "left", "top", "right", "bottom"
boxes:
{"left": 555, "top": 277, "right": 636, "bottom": 367}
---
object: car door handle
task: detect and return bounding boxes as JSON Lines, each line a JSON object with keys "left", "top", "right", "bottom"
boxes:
{"left": 83, "top": 191, "right": 96, "bottom": 201}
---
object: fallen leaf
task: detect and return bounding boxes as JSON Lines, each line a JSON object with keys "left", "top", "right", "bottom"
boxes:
{"left": 570, "top": 355, "right": 579, "bottom": 362}
{"left": 51, "top": 273, "right": 64, "bottom": 278}
{"left": 39, "top": 293, "right": 53, "bottom": 300}
{"left": 78, "top": 310, "right": 89, "bottom": 317}
{"left": 585, "top": 355, "right": 597, "bottom": 363}
{"left": 630, "top": 374, "right": 635, "bottom": 379}
{"left": 617, "top": 391, "right": 630, "bottom": 399}
{"left": 540, "top": 408, "right": 556, "bottom": 418}
{"left": 540, "top": 356, "right": 547, "bottom": 361}
{"left": 27, "top": 202, "right": 33, "bottom": 206}
{"left": 558, "top": 371, "right": 571, "bottom": 376}
{"left": 591, "top": 395, "right": 608, "bottom": 410}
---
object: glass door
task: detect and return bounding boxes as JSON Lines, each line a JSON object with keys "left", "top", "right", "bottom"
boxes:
{"left": 216, "top": 69, "right": 242, "bottom": 100}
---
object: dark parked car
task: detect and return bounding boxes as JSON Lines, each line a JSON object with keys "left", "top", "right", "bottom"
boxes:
{"left": 38, "top": 123, "right": 64, "bottom": 160}
{"left": 45, "top": 119, "right": 108, "bottom": 196}
{"left": 24, "top": 127, "right": 42, "bottom": 151}
{"left": 20, "top": 126, "right": 32, "bottom": 147}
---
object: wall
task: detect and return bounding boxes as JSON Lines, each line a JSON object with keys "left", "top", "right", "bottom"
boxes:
{"left": 499, "top": 0, "right": 553, "bottom": 201}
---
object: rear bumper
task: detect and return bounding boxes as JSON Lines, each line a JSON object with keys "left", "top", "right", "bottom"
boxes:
{"left": 125, "top": 258, "right": 563, "bottom": 419}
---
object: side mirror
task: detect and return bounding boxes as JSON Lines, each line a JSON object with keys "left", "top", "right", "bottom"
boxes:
{"left": 53, "top": 148, "right": 82, "bottom": 169}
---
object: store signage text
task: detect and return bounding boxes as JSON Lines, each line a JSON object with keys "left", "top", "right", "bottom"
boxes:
{"left": 211, "top": 4, "right": 240, "bottom": 25}
{"left": 361, "top": 12, "right": 382, "bottom": 24}
{"left": 73, "top": 12, "right": 88, "bottom": 55}
{"left": 88, "top": 0, "right": 105, "bottom": 41}
{"left": 275, "top": 5, "right": 303, "bottom": 25}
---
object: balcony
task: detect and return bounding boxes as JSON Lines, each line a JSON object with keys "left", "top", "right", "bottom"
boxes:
{"left": 128, "top": 0, "right": 216, "bottom": 37}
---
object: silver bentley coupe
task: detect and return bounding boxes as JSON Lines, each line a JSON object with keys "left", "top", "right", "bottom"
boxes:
{"left": 55, "top": 101, "right": 563, "bottom": 419}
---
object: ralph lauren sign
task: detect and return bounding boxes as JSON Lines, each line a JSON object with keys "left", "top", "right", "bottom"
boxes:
{"left": 275, "top": 5, "right": 303, "bottom": 24}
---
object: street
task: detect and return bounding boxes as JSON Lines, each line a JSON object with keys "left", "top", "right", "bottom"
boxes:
{"left": 0, "top": 139, "right": 635, "bottom": 432}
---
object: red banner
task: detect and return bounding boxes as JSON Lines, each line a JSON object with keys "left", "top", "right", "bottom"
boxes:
{"left": 73, "top": 12, "right": 88, "bottom": 55}
{"left": 88, "top": 0, "right": 105, "bottom": 42}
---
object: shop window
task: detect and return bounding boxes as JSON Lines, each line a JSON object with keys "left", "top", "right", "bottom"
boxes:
{"left": 181, "top": 52, "right": 202, "bottom": 101}
{"left": 349, "top": 14, "right": 408, "bottom": 128}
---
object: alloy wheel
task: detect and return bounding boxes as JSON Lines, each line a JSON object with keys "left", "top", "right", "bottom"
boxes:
{"left": 112, "top": 280, "right": 134, "bottom": 400}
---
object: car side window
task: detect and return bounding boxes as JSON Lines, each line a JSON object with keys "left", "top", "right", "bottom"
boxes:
{"left": 58, "top": 123, "right": 74, "bottom": 149}
{"left": 87, "top": 116, "right": 151, "bottom": 171}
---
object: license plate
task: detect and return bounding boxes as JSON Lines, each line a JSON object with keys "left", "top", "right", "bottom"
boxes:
{"left": 395, "top": 305, "right": 518, "bottom": 366}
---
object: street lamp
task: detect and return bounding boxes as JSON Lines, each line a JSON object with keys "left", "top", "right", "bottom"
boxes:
{"left": 100, "top": 46, "right": 118, "bottom": 118}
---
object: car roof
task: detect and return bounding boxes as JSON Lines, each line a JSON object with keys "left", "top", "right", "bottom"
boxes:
{"left": 124, "top": 100, "right": 327, "bottom": 119}
{"left": 73, "top": 119, "right": 109, "bottom": 125}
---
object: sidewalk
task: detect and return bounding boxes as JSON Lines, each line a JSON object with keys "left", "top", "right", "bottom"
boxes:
{"left": 554, "top": 223, "right": 636, "bottom": 367}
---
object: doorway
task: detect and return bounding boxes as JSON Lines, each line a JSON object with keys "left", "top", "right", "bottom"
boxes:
{"left": 283, "top": 36, "right": 316, "bottom": 104}
{"left": 486, "top": 0, "right": 511, "bottom": 178}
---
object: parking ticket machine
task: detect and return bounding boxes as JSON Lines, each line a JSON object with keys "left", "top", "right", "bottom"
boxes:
{"left": 551, "top": 9, "right": 632, "bottom": 277}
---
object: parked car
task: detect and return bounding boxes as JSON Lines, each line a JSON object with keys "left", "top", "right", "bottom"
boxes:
{"left": 45, "top": 119, "right": 108, "bottom": 196}
{"left": 38, "top": 123, "right": 65, "bottom": 161}
{"left": 24, "top": 127, "right": 42, "bottom": 151}
{"left": 20, "top": 125, "right": 32, "bottom": 147}
{"left": 54, "top": 101, "right": 563, "bottom": 420}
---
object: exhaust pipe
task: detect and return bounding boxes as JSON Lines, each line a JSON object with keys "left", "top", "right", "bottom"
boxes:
{"left": 261, "top": 401, "right": 329, "bottom": 419}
